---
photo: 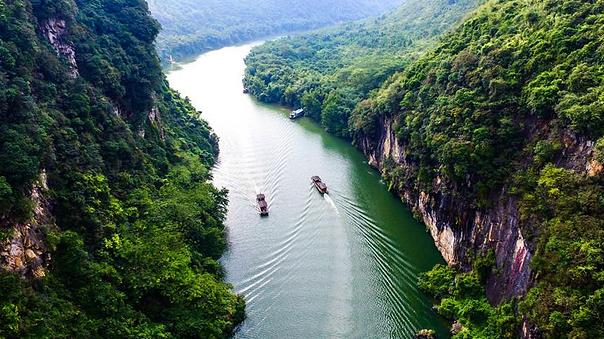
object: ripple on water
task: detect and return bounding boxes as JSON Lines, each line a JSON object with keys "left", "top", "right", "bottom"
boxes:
{"left": 167, "top": 43, "right": 448, "bottom": 339}
{"left": 334, "top": 191, "right": 432, "bottom": 335}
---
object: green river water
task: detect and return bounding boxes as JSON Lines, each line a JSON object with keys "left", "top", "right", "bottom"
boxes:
{"left": 167, "top": 43, "right": 448, "bottom": 338}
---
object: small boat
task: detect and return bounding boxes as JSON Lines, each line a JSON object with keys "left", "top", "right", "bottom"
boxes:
{"left": 257, "top": 194, "right": 269, "bottom": 216}
{"left": 311, "top": 176, "right": 328, "bottom": 194}
{"left": 289, "top": 108, "right": 304, "bottom": 119}
{"left": 243, "top": 88, "right": 249, "bottom": 94}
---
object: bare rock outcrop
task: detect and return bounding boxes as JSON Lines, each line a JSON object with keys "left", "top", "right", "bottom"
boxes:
{"left": 41, "top": 18, "right": 79, "bottom": 78}
{"left": 1, "top": 171, "right": 55, "bottom": 278}
{"left": 356, "top": 116, "right": 596, "bottom": 303}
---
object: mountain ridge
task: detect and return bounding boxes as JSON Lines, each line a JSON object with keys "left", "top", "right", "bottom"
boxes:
{"left": 148, "top": 0, "right": 406, "bottom": 62}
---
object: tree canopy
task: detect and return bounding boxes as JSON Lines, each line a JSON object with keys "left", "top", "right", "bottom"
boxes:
{"left": 0, "top": 0, "right": 244, "bottom": 337}
{"left": 148, "top": 0, "right": 405, "bottom": 62}
{"left": 243, "top": 0, "right": 480, "bottom": 137}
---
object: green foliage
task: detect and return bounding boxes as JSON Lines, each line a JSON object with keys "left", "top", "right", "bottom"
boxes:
{"left": 384, "top": 1, "right": 604, "bottom": 336}
{"left": 595, "top": 137, "right": 604, "bottom": 163}
{"left": 0, "top": 176, "right": 12, "bottom": 217}
{"left": 533, "top": 140, "right": 562, "bottom": 166}
{"left": 244, "top": 0, "right": 479, "bottom": 138}
{"left": 148, "top": 0, "right": 406, "bottom": 62}
{"left": 517, "top": 165, "right": 604, "bottom": 338}
{"left": 0, "top": 0, "right": 243, "bottom": 337}
{"left": 419, "top": 264, "right": 518, "bottom": 338}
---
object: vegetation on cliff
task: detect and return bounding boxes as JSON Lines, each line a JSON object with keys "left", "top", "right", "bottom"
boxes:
{"left": 245, "top": 0, "right": 604, "bottom": 336}
{"left": 363, "top": 0, "right": 604, "bottom": 336}
{"left": 147, "top": 0, "right": 405, "bottom": 62}
{"left": 243, "top": 0, "right": 480, "bottom": 138}
{"left": 418, "top": 255, "right": 518, "bottom": 338}
{"left": 0, "top": 0, "right": 243, "bottom": 337}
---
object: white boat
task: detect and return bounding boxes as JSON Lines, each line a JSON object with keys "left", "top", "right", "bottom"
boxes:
{"left": 289, "top": 108, "right": 304, "bottom": 119}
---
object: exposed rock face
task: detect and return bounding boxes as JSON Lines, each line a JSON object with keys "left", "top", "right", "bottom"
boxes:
{"left": 356, "top": 116, "right": 595, "bottom": 304}
{"left": 147, "top": 106, "right": 165, "bottom": 140}
{"left": 1, "top": 171, "right": 55, "bottom": 278}
{"left": 41, "top": 18, "right": 79, "bottom": 78}
{"left": 588, "top": 159, "right": 603, "bottom": 177}
{"left": 521, "top": 318, "right": 540, "bottom": 339}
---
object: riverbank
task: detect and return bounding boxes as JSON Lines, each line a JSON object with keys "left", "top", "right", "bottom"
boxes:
{"left": 166, "top": 43, "right": 449, "bottom": 337}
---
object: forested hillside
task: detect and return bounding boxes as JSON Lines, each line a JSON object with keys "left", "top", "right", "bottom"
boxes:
{"left": 246, "top": 0, "right": 604, "bottom": 337}
{"left": 243, "top": 0, "right": 480, "bottom": 137}
{"left": 147, "top": 0, "right": 404, "bottom": 62}
{"left": 0, "top": 0, "right": 243, "bottom": 337}
{"left": 359, "top": 0, "right": 604, "bottom": 336}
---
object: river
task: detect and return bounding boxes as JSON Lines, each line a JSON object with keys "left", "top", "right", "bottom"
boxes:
{"left": 167, "top": 43, "right": 448, "bottom": 338}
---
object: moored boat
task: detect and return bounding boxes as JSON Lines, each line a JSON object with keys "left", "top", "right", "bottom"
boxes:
{"left": 289, "top": 108, "right": 304, "bottom": 119}
{"left": 311, "top": 176, "right": 328, "bottom": 194}
{"left": 257, "top": 194, "right": 269, "bottom": 216}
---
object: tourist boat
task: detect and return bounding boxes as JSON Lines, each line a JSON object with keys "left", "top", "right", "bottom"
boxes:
{"left": 257, "top": 194, "right": 269, "bottom": 216}
{"left": 311, "top": 176, "right": 328, "bottom": 194}
{"left": 289, "top": 108, "right": 304, "bottom": 119}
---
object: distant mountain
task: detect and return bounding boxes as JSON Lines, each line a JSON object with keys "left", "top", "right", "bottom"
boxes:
{"left": 147, "top": 0, "right": 405, "bottom": 62}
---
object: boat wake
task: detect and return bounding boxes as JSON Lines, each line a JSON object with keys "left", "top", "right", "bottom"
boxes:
{"left": 253, "top": 181, "right": 259, "bottom": 195}
{"left": 167, "top": 42, "right": 448, "bottom": 338}
{"left": 324, "top": 194, "right": 339, "bottom": 214}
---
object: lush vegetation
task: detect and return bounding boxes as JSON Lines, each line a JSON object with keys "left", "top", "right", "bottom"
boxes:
{"left": 243, "top": 0, "right": 479, "bottom": 137}
{"left": 515, "top": 165, "right": 604, "bottom": 338}
{"left": 147, "top": 0, "right": 405, "bottom": 62}
{"left": 0, "top": 0, "right": 243, "bottom": 337}
{"left": 365, "top": 0, "right": 604, "bottom": 336}
{"left": 419, "top": 254, "right": 518, "bottom": 338}
{"left": 421, "top": 164, "right": 604, "bottom": 338}
{"left": 352, "top": 0, "right": 604, "bottom": 204}
{"left": 246, "top": 0, "right": 604, "bottom": 336}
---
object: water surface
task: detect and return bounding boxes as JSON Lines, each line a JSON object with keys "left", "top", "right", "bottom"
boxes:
{"left": 167, "top": 43, "right": 447, "bottom": 338}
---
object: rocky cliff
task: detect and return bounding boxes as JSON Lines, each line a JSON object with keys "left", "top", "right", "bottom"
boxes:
{"left": 0, "top": 1, "right": 243, "bottom": 336}
{"left": 1, "top": 171, "right": 54, "bottom": 279}
{"left": 357, "top": 116, "right": 597, "bottom": 304}
{"left": 0, "top": 15, "right": 76, "bottom": 279}
{"left": 41, "top": 18, "right": 78, "bottom": 78}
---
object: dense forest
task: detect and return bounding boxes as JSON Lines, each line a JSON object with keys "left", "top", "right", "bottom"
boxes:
{"left": 0, "top": 0, "right": 243, "bottom": 337}
{"left": 147, "top": 0, "right": 405, "bottom": 62}
{"left": 243, "top": 0, "right": 480, "bottom": 137}
{"left": 245, "top": 0, "right": 604, "bottom": 337}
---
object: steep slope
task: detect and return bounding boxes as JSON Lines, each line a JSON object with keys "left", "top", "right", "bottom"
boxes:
{"left": 0, "top": 0, "right": 243, "bottom": 337}
{"left": 147, "top": 0, "right": 405, "bottom": 62}
{"left": 350, "top": 0, "right": 603, "bottom": 337}
{"left": 243, "top": 0, "right": 480, "bottom": 137}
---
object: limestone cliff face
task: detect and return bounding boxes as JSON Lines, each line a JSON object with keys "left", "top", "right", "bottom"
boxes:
{"left": 356, "top": 116, "right": 596, "bottom": 304}
{"left": 41, "top": 18, "right": 79, "bottom": 78}
{"left": 1, "top": 171, "right": 55, "bottom": 278}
